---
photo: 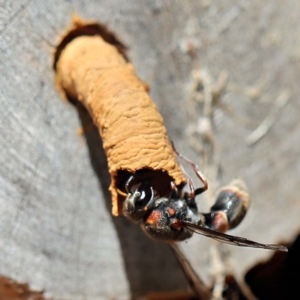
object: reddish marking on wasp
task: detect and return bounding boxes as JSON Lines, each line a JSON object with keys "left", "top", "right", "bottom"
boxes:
{"left": 170, "top": 220, "right": 183, "bottom": 231}
{"left": 211, "top": 211, "right": 229, "bottom": 233}
{"left": 168, "top": 208, "right": 176, "bottom": 217}
{"left": 145, "top": 210, "right": 162, "bottom": 226}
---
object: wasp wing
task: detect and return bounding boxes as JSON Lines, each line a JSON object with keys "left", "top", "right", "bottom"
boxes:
{"left": 183, "top": 221, "right": 288, "bottom": 252}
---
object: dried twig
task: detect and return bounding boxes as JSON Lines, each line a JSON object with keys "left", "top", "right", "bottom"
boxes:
{"left": 246, "top": 90, "right": 291, "bottom": 145}
{"left": 187, "top": 68, "right": 229, "bottom": 299}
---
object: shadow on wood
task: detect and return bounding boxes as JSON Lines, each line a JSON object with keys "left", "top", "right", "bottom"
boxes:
{"left": 76, "top": 103, "right": 188, "bottom": 297}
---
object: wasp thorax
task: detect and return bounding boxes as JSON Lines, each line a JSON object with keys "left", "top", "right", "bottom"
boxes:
{"left": 142, "top": 198, "right": 200, "bottom": 242}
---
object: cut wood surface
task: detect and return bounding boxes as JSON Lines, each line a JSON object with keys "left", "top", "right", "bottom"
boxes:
{"left": 1, "top": 1, "right": 300, "bottom": 299}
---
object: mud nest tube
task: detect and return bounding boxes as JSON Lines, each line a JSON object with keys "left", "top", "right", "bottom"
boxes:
{"left": 54, "top": 17, "right": 186, "bottom": 216}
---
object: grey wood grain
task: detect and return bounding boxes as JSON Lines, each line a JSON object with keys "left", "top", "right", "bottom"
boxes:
{"left": 1, "top": 1, "right": 300, "bottom": 299}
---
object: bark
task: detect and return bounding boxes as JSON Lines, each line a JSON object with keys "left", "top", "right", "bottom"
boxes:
{"left": 1, "top": 1, "right": 300, "bottom": 299}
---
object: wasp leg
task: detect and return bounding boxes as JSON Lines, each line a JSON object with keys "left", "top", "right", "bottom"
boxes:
{"left": 170, "top": 181, "right": 178, "bottom": 193}
{"left": 180, "top": 164, "right": 196, "bottom": 199}
{"left": 171, "top": 141, "right": 208, "bottom": 196}
{"left": 170, "top": 243, "right": 212, "bottom": 300}
{"left": 170, "top": 181, "right": 180, "bottom": 199}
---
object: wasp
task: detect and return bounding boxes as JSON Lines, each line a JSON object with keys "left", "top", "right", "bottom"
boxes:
{"left": 118, "top": 143, "right": 287, "bottom": 252}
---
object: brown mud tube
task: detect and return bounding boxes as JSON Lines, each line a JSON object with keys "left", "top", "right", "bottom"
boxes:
{"left": 54, "top": 17, "right": 186, "bottom": 216}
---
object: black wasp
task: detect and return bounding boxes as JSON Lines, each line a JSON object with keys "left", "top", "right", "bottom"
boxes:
{"left": 118, "top": 143, "right": 287, "bottom": 252}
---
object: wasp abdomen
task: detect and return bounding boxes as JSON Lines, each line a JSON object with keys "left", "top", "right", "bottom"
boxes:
{"left": 205, "top": 179, "right": 251, "bottom": 232}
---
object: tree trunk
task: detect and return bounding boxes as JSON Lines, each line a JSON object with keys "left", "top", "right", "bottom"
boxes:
{"left": 1, "top": 1, "right": 299, "bottom": 299}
